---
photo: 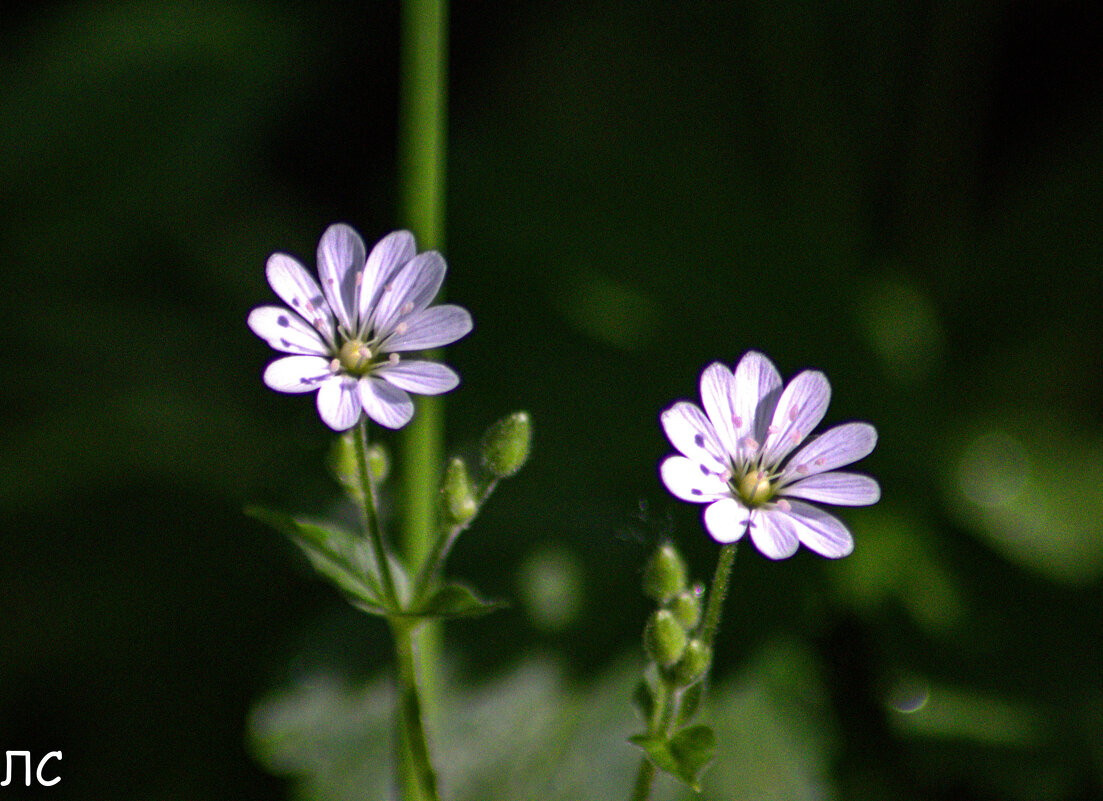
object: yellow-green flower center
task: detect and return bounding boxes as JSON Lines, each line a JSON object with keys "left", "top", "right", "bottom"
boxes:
{"left": 736, "top": 470, "right": 774, "bottom": 507}
{"left": 338, "top": 339, "right": 375, "bottom": 376}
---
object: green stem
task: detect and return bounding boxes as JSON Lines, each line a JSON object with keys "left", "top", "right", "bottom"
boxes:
{"left": 354, "top": 420, "right": 399, "bottom": 608}
{"left": 393, "top": 621, "right": 442, "bottom": 801}
{"left": 700, "top": 544, "right": 737, "bottom": 650}
{"left": 396, "top": 2, "right": 449, "bottom": 793}
{"left": 629, "top": 760, "right": 657, "bottom": 801}
{"left": 398, "top": 0, "right": 449, "bottom": 570}
{"left": 413, "top": 478, "right": 498, "bottom": 604}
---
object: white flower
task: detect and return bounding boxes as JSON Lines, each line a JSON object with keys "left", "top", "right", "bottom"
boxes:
{"left": 248, "top": 224, "right": 472, "bottom": 431}
{"left": 659, "top": 351, "right": 879, "bottom": 559}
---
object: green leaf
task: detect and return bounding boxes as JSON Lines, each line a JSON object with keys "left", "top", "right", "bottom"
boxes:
{"left": 629, "top": 724, "right": 716, "bottom": 792}
{"left": 246, "top": 506, "right": 391, "bottom": 615}
{"left": 407, "top": 582, "right": 506, "bottom": 620}
{"left": 676, "top": 682, "right": 704, "bottom": 726}
{"left": 631, "top": 678, "right": 655, "bottom": 722}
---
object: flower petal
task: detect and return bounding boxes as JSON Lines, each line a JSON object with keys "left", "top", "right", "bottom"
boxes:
{"left": 263, "top": 356, "right": 333, "bottom": 393}
{"left": 359, "top": 377, "right": 414, "bottom": 429}
{"left": 382, "top": 304, "right": 473, "bottom": 351}
{"left": 761, "top": 369, "right": 831, "bottom": 466}
{"left": 316, "top": 374, "right": 362, "bottom": 430}
{"left": 372, "top": 251, "right": 446, "bottom": 336}
{"left": 248, "top": 305, "right": 330, "bottom": 355}
{"left": 776, "top": 500, "right": 854, "bottom": 558}
{"left": 703, "top": 498, "right": 750, "bottom": 544}
{"left": 782, "top": 422, "right": 878, "bottom": 479}
{"left": 700, "top": 362, "right": 740, "bottom": 458}
{"left": 317, "top": 223, "right": 366, "bottom": 334}
{"left": 749, "top": 509, "right": 801, "bottom": 559}
{"left": 779, "top": 472, "right": 880, "bottom": 506}
{"left": 374, "top": 360, "right": 459, "bottom": 395}
{"left": 359, "top": 230, "right": 416, "bottom": 331}
{"left": 659, "top": 401, "right": 728, "bottom": 473}
{"left": 660, "top": 456, "right": 728, "bottom": 503}
{"left": 732, "top": 351, "right": 783, "bottom": 444}
{"left": 266, "top": 253, "right": 335, "bottom": 345}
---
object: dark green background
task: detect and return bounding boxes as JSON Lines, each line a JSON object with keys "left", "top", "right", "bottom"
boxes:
{"left": 3, "top": 1, "right": 1102, "bottom": 798}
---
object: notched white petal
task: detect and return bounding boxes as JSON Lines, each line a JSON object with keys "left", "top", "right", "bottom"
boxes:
{"left": 248, "top": 306, "right": 329, "bottom": 355}
{"left": 372, "top": 251, "right": 446, "bottom": 335}
{"left": 317, "top": 223, "right": 367, "bottom": 333}
{"left": 700, "top": 362, "right": 739, "bottom": 458}
{"left": 749, "top": 510, "right": 801, "bottom": 560}
{"left": 265, "top": 253, "right": 335, "bottom": 342}
{"left": 780, "top": 500, "right": 854, "bottom": 558}
{"left": 374, "top": 360, "right": 459, "bottom": 395}
{"left": 733, "top": 351, "right": 783, "bottom": 443}
{"left": 660, "top": 456, "right": 728, "bottom": 503}
{"left": 383, "top": 304, "right": 473, "bottom": 351}
{"left": 784, "top": 422, "right": 878, "bottom": 478}
{"left": 660, "top": 401, "right": 727, "bottom": 471}
{"left": 360, "top": 230, "right": 416, "bottom": 327}
{"left": 263, "top": 356, "right": 333, "bottom": 393}
{"left": 316, "top": 374, "right": 362, "bottom": 431}
{"left": 762, "top": 369, "right": 831, "bottom": 465}
{"left": 703, "top": 498, "right": 749, "bottom": 544}
{"left": 779, "top": 472, "right": 880, "bottom": 506}
{"left": 359, "top": 377, "right": 415, "bottom": 429}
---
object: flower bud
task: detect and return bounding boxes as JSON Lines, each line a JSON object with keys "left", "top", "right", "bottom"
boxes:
{"left": 481, "top": 411, "right": 532, "bottom": 478}
{"left": 673, "top": 639, "right": 711, "bottom": 687}
{"left": 644, "top": 609, "right": 687, "bottom": 668}
{"left": 643, "top": 542, "right": 687, "bottom": 604}
{"left": 442, "top": 457, "right": 478, "bottom": 524}
{"left": 330, "top": 435, "right": 389, "bottom": 499}
{"left": 670, "top": 587, "right": 702, "bottom": 631}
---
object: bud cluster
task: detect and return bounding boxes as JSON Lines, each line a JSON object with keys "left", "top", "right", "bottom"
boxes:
{"left": 642, "top": 542, "right": 711, "bottom": 689}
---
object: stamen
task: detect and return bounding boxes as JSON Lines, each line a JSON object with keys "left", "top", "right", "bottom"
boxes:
{"left": 741, "top": 436, "right": 759, "bottom": 453}
{"left": 732, "top": 414, "right": 743, "bottom": 428}
{"left": 789, "top": 430, "right": 802, "bottom": 445}
{"left": 328, "top": 358, "right": 340, "bottom": 372}
{"left": 355, "top": 271, "right": 363, "bottom": 287}
{"left": 401, "top": 301, "right": 414, "bottom": 315}
{"left": 776, "top": 499, "right": 791, "bottom": 512}
{"left": 388, "top": 353, "right": 399, "bottom": 365}
{"left": 767, "top": 425, "right": 779, "bottom": 435}
{"left": 395, "top": 322, "right": 408, "bottom": 335}
{"left": 383, "top": 282, "right": 394, "bottom": 292}
{"left": 814, "top": 458, "right": 825, "bottom": 467}
{"left": 795, "top": 464, "right": 809, "bottom": 475}
{"left": 788, "top": 406, "right": 799, "bottom": 422}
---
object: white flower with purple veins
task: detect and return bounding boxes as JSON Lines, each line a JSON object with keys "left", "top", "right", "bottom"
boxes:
{"left": 659, "top": 351, "right": 879, "bottom": 559}
{"left": 248, "top": 224, "right": 472, "bottom": 431}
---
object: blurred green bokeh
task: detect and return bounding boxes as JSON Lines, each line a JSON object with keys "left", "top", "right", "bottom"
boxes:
{"left": 2, "top": 1, "right": 1102, "bottom": 799}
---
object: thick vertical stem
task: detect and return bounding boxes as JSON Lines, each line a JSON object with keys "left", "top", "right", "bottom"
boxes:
{"left": 396, "top": 0, "right": 449, "bottom": 787}
{"left": 397, "top": 0, "right": 449, "bottom": 570}
{"left": 393, "top": 621, "right": 441, "bottom": 801}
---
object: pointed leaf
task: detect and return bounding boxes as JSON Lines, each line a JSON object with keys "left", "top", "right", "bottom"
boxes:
{"left": 407, "top": 582, "right": 507, "bottom": 620}
{"left": 676, "top": 682, "right": 704, "bottom": 726}
{"left": 629, "top": 724, "right": 716, "bottom": 791}
{"left": 246, "top": 506, "right": 391, "bottom": 615}
{"left": 631, "top": 678, "right": 655, "bottom": 722}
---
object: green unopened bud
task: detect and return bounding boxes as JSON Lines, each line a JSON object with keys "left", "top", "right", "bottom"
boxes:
{"left": 673, "top": 639, "right": 711, "bottom": 687}
{"left": 670, "top": 587, "right": 703, "bottom": 631}
{"left": 643, "top": 542, "right": 688, "bottom": 603}
{"left": 366, "top": 443, "right": 389, "bottom": 483}
{"left": 644, "top": 609, "right": 687, "bottom": 668}
{"left": 482, "top": 411, "right": 532, "bottom": 478}
{"left": 442, "top": 457, "right": 478, "bottom": 524}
